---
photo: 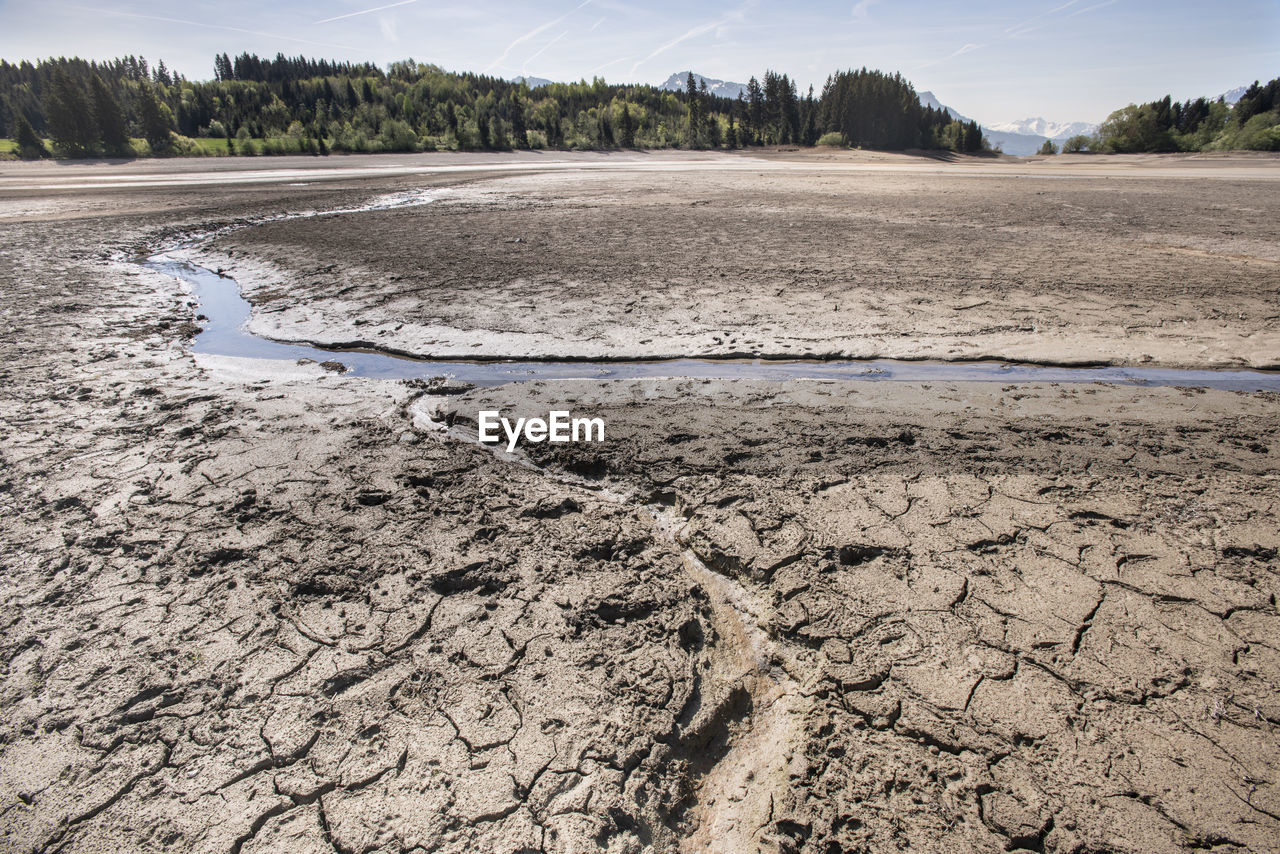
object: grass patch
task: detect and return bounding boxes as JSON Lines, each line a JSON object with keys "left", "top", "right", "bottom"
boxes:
{"left": 186, "top": 137, "right": 237, "bottom": 156}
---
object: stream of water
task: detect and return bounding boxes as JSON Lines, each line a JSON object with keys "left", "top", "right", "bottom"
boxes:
{"left": 139, "top": 191, "right": 1280, "bottom": 391}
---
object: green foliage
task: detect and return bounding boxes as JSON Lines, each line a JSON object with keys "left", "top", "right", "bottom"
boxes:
{"left": 1096, "top": 103, "right": 1169, "bottom": 152}
{"left": 1037, "top": 139, "right": 1058, "bottom": 155}
{"left": 378, "top": 118, "right": 418, "bottom": 151}
{"left": 136, "top": 82, "right": 173, "bottom": 151}
{"left": 1095, "top": 79, "right": 1278, "bottom": 153}
{"left": 1061, "top": 134, "right": 1090, "bottom": 153}
{"left": 3, "top": 52, "right": 998, "bottom": 159}
{"left": 1208, "top": 110, "right": 1280, "bottom": 151}
{"left": 816, "top": 131, "right": 846, "bottom": 147}
{"left": 13, "top": 113, "right": 49, "bottom": 158}
{"left": 820, "top": 68, "right": 920, "bottom": 149}
{"left": 617, "top": 102, "right": 635, "bottom": 148}
{"left": 89, "top": 74, "right": 130, "bottom": 154}
{"left": 45, "top": 67, "right": 96, "bottom": 155}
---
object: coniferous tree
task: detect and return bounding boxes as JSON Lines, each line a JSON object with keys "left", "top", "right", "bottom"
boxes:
{"left": 89, "top": 74, "right": 130, "bottom": 154}
{"left": 619, "top": 102, "right": 635, "bottom": 148}
{"left": 697, "top": 78, "right": 712, "bottom": 145}
{"left": 509, "top": 92, "right": 527, "bottom": 148}
{"left": 964, "top": 120, "right": 982, "bottom": 152}
{"left": 45, "top": 67, "right": 96, "bottom": 155}
{"left": 803, "top": 85, "right": 817, "bottom": 145}
{"left": 597, "top": 109, "right": 613, "bottom": 146}
{"left": 746, "top": 77, "right": 763, "bottom": 142}
{"left": 214, "top": 53, "right": 234, "bottom": 81}
{"left": 136, "top": 82, "right": 172, "bottom": 151}
{"left": 13, "top": 114, "right": 49, "bottom": 158}
{"left": 685, "top": 72, "right": 700, "bottom": 146}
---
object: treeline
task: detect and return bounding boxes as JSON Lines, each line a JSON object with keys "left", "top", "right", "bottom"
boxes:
{"left": 1091, "top": 78, "right": 1279, "bottom": 152}
{"left": 820, "top": 68, "right": 983, "bottom": 151}
{"left": 2, "top": 53, "right": 990, "bottom": 158}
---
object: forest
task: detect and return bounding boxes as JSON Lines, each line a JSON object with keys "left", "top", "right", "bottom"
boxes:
{"left": 0, "top": 53, "right": 983, "bottom": 158}
{"left": 1089, "top": 78, "right": 1280, "bottom": 152}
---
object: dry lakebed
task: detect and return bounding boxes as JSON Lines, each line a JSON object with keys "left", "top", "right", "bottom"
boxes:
{"left": 1, "top": 150, "right": 1278, "bottom": 854}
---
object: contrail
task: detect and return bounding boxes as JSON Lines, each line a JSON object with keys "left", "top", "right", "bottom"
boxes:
{"left": 485, "top": 0, "right": 594, "bottom": 74}
{"left": 523, "top": 30, "right": 570, "bottom": 72}
{"left": 628, "top": 5, "right": 747, "bottom": 76}
{"left": 314, "top": 0, "right": 422, "bottom": 26}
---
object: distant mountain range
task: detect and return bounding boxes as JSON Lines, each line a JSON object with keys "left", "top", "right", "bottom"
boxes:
{"left": 918, "top": 90, "right": 969, "bottom": 122}
{"left": 512, "top": 75, "right": 555, "bottom": 88}
{"left": 1219, "top": 85, "right": 1248, "bottom": 104}
{"left": 986, "top": 117, "right": 1097, "bottom": 140}
{"left": 659, "top": 72, "right": 749, "bottom": 100}
{"left": 514, "top": 72, "right": 1253, "bottom": 156}
{"left": 514, "top": 71, "right": 753, "bottom": 99}
{"left": 919, "top": 91, "right": 1097, "bottom": 155}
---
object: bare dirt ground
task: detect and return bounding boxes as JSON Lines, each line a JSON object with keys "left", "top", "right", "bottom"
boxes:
{"left": 195, "top": 149, "right": 1280, "bottom": 368}
{"left": 0, "top": 151, "right": 1277, "bottom": 854}
{"left": 436, "top": 378, "right": 1280, "bottom": 853}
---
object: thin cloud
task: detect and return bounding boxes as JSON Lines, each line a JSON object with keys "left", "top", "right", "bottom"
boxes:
{"left": 1004, "top": 0, "right": 1119, "bottom": 37}
{"left": 628, "top": 6, "right": 747, "bottom": 75}
{"left": 851, "top": 0, "right": 877, "bottom": 22}
{"left": 522, "top": 30, "right": 570, "bottom": 72}
{"left": 485, "top": 0, "right": 595, "bottom": 74}
{"left": 1003, "top": 0, "right": 1079, "bottom": 35}
{"left": 917, "top": 41, "right": 984, "bottom": 69}
{"left": 313, "top": 0, "right": 421, "bottom": 26}
{"left": 924, "top": 0, "right": 1119, "bottom": 72}
{"left": 586, "top": 55, "right": 633, "bottom": 77}
{"left": 72, "top": 6, "right": 359, "bottom": 51}
{"left": 378, "top": 15, "right": 399, "bottom": 44}
{"left": 1066, "top": 0, "right": 1121, "bottom": 18}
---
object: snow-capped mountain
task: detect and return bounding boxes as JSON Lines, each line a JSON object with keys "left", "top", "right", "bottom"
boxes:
{"left": 986, "top": 117, "right": 1098, "bottom": 139}
{"left": 918, "top": 91, "right": 970, "bottom": 122}
{"left": 659, "top": 72, "right": 749, "bottom": 100}
{"left": 916, "top": 91, "right": 1097, "bottom": 156}
{"left": 512, "top": 76, "right": 555, "bottom": 89}
{"left": 1218, "top": 85, "right": 1249, "bottom": 104}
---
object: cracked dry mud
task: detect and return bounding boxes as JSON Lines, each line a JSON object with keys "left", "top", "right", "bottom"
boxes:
{"left": 444, "top": 378, "right": 1280, "bottom": 853}
{"left": 1, "top": 152, "right": 1278, "bottom": 854}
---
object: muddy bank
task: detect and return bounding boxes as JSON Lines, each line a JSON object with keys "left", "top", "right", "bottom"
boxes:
{"left": 0, "top": 175, "right": 725, "bottom": 853}
{"left": 202, "top": 155, "right": 1280, "bottom": 368}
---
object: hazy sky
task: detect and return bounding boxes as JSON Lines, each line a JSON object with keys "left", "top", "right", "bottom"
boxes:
{"left": 1, "top": 0, "right": 1276, "bottom": 124}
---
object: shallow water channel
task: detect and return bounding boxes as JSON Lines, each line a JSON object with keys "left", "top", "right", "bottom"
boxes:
{"left": 141, "top": 191, "right": 1280, "bottom": 391}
